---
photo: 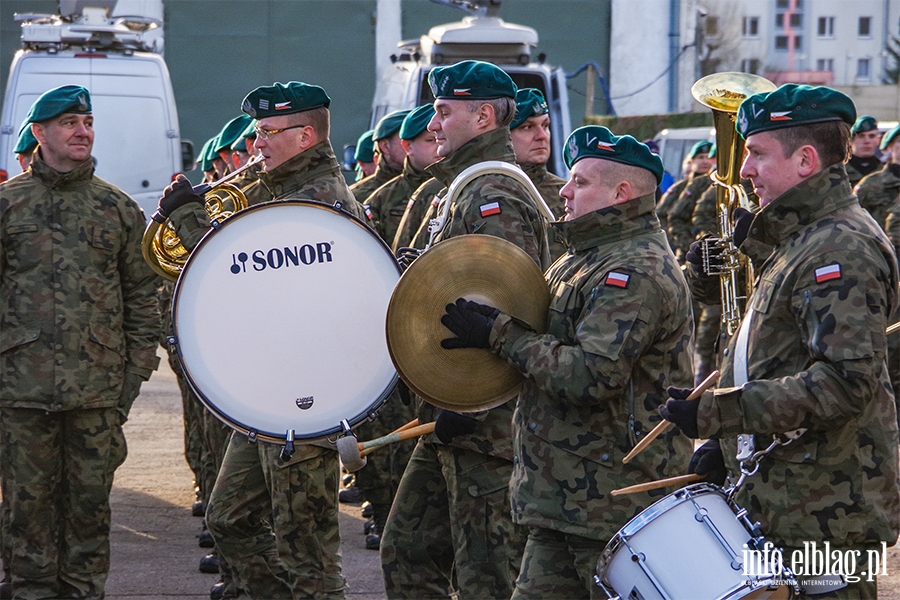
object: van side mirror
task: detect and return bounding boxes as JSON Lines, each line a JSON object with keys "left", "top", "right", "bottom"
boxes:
{"left": 341, "top": 145, "right": 356, "bottom": 172}
{"left": 181, "top": 140, "right": 195, "bottom": 172}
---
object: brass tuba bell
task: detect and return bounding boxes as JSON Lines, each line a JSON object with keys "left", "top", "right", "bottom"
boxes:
{"left": 142, "top": 155, "right": 263, "bottom": 281}
{"left": 691, "top": 72, "right": 776, "bottom": 336}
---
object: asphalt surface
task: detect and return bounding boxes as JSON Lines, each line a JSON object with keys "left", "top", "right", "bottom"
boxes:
{"left": 3, "top": 352, "right": 899, "bottom": 598}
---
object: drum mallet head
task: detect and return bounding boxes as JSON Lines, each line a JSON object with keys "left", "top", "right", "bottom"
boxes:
{"left": 337, "top": 435, "right": 367, "bottom": 472}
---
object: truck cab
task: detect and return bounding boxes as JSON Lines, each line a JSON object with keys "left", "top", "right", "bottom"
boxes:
{"left": 370, "top": 1, "right": 571, "bottom": 177}
{"left": 0, "top": 0, "right": 192, "bottom": 219}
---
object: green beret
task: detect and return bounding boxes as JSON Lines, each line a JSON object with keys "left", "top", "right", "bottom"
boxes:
{"left": 203, "top": 136, "right": 221, "bottom": 169}
{"left": 21, "top": 85, "right": 91, "bottom": 132}
{"left": 851, "top": 115, "right": 878, "bottom": 136}
{"left": 194, "top": 138, "right": 213, "bottom": 172}
{"left": 231, "top": 119, "right": 257, "bottom": 152}
{"left": 374, "top": 110, "right": 411, "bottom": 141}
{"left": 736, "top": 84, "right": 856, "bottom": 139}
{"left": 689, "top": 140, "right": 713, "bottom": 158}
{"left": 241, "top": 81, "right": 330, "bottom": 119}
{"left": 354, "top": 130, "right": 376, "bottom": 163}
{"left": 14, "top": 125, "right": 38, "bottom": 155}
{"left": 400, "top": 104, "right": 436, "bottom": 140}
{"left": 880, "top": 124, "right": 900, "bottom": 150}
{"left": 214, "top": 114, "right": 253, "bottom": 153}
{"left": 428, "top": 60, "right": 517, "bottom": 100}
{"left": 510, "top": 88, "right": 548, "bottom": 130}
{"left": 709, "top": 143, "right": 717, "bottom": 159}
{"left": 564, "top": 126, "right": 664, "bottom": 185}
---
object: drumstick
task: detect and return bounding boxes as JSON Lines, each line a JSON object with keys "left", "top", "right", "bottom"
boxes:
{"left": 391, "top": 418, "right": 420, "bottom": 435}
{"left": 610, "top": 473, "right": 704, "bottom": 497}
{"left": 621, "top": 370, "right": 720, "bottom": 465}
{"left": 359, "top": 422, "right": 435, "bottom": 457}
{"left": 355, "top": 418, "right": 420, "bottom": 451}
{"left": 887, "top": 321, "right": 900, "bottom": 335}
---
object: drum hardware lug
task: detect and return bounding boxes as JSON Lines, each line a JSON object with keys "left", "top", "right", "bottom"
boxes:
{"left": 247, "top": 430, "right": 258, "bottom": 444}
{"left": 166, "top": 335, "right": 177, "bottom": 346}
{"left": 210, "top": 219, "right": 221, "bottom": 229}
{"left": 367, "top": 411, "right": 379, "bottom": 422}
{"left": 333, "top": 201, "right": 343, "bottom": 211}
{"left": 280, "top": 429, "right": 295, "bottom": 461}
{"left": 340, "top": 419, "right": 352, "bottom": 436}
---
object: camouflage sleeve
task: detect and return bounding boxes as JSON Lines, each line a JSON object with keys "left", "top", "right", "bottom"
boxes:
{"left": 886, "top": 202, "right": 900, "bottom": 257}
{"left": 168, "top": 202, "right": 211, "bottom": 252}
{"left": 119, "top": 195, "right": 162, "bottom": 376}
{"left": 489, "top": 270, "right": 670, "bottom": 407}
{"left": 702, "top": 247, "right": 894, "bottom": 436}
{"left": 692, "top": 184, "right": 718, "bottom": 238}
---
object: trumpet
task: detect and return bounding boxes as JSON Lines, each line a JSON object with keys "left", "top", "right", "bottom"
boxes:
{"left": 691, "top": 72, "right": 776, "bottom": 336}
{"left": 142, "top": 154, "right": 264, "bottom": 281}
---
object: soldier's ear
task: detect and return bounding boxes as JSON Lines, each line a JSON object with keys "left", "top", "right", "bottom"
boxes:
{"left": 31, "top": 123, "right": 45, "bottom": 145}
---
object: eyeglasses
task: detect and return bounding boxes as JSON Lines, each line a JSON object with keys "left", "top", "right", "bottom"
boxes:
{"left": 254, "top": 123, "right": 306, "bottom": 140}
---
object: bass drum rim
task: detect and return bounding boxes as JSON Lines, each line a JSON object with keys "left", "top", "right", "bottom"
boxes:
{"left": 171, "top": 199, "right": 401, "bottom": 443}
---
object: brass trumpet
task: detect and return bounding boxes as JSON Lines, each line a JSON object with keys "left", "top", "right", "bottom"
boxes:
{"left": 142, "top": 155, "right": 264, "bottom": 280}
{"left": 691, "top": 72, "right": 776, "bottom": 336}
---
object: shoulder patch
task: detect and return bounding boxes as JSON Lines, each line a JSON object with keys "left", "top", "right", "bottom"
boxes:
{"left": 605, "top": 271, "right": 630, "bottom": 288}
{"left": 814, "top": 263, "right": 841, "bottom": 283}
{"left": 479, "top": 201, "right": 501, "bottom": 217}
{"left": 363, "top": 205, "right": 373, "bottom": 220}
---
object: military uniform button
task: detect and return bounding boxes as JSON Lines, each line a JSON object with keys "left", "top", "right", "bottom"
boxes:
{"left": 56, "top": 360, "right": 63, "bottom": 365}
{"left": 528, "top": 422, "right": 536, "bottom": 431}
{"left": 601, "top": 453, "right": 609, "bottom": 461}
{"left": 468, "top": 485, "right": 478, "bottom": 496}
{"left": 513, "top": 456, "right": 519, "bottom": 464}
{"left": 723, "top": 348, "right": 729, "bottom": 356}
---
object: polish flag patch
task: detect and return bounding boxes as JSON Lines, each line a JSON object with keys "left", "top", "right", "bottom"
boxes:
{"left": 597, "top": 141, "right": 617, "bottom": 151}
{"left": 275, "top": 101, "right": 292, "bottom": 110}
{"left": 364, "top": 205, "right": 373, "bottom": 220}
{"left": 770, "top": 111, "right": 792, "bottom": 121}
{"left": 453, "top": 88, "right": 471, "bottom": 96}
{"left": 815, "top": 263, "right": 841, "bottom": 283}
{"left": 480, "top": 202, "right": 502, "bottom": 217}
{"left": 407, "top": 199, "right": 415, "bottom": 209}
{"left": 605, "top": 272, "right": 630, "bottom": 288}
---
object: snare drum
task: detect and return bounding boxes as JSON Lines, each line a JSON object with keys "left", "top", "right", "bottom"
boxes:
{"left": 596, "top": 484, "right": 795, "bottom": 600}
{"left": 171, "top": 200, "right": 401, "bottom": 443}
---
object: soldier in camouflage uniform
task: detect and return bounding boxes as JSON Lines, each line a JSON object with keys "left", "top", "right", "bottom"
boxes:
{"left": 663, "top": 84, "right": 900, "bottom": 599}
{"left": 509, "top": 88, "right": 567, "bottom": 262}
{"left": 0, "top": 85, "right": 160, "bottom": 599}
{"left": 845, "top": 116, "right": 882, "bottom": 188}
{"left": 349, "top": 111, "right": 409, "bottom": 203}
{"left": 656, "top": 140, "right": 713, "bottom": 253}
{"left": 159, "top": 82, "right": 366, "bottom": 600}
{"left": 392, "top": 178, "right": 446, "bottom": 251}
{"left": 380, "top": 60, "right": 549, "bottom": 600}
{"left": 440, "top": 126, "right": 694, "bottom": 598}
{"left": 854, "top": 123, "right": 900, "bottom": 229}
{"left": 352, "top": 129, "right": 377, "bottom": 182}
{"left": 666, "top": 143, "right": 715, "bottom": 263}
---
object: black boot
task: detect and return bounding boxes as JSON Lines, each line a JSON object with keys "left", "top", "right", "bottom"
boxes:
{"left": 199, "top": 550, "right": 220, "bottom": 574}
{"left": 365, "top": 503, "right": 391, "bottom": 550}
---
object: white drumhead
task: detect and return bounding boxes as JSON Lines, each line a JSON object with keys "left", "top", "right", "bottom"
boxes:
{"left": 173, "top": 201, "right": 400, "bottom": 441}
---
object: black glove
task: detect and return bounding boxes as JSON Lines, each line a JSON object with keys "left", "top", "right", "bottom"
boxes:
{"left": 658, "top": 385, "right": 700, "bottom": 438}
{"left": 434, "top": 410, "right": 478, "bottom": 444}
{"left": 117, "top": 371, "right": 144, "bottom": 419}
{"left": 154, "top": 174, "right": 203, "bottom": 222}
{"left": 395, "top": 246, "right": 423, "bottom": 270}
{"left": 731, "top": 207, "right": 754, "bottom": 248}
{"left": 688, "top": 439, "right": 727, "bottom": 486}
{"left": 440, "top": 298, "right": 500, "bottom": 349}
{"left": 685, "top": 236, "right": 723, "bottom": 304}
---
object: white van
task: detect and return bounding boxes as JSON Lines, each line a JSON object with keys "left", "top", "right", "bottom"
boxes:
{"left": 369, "top": 3, "right": 571, "bottom": 176}
{"left": 653, "top": 125, "right": 716, "bottom": 182}
{"left": 0, "top": 0, "right": 191, "bottom": 219}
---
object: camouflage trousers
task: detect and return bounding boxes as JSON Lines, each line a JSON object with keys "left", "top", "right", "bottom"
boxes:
{"left": 509, "top": 527, "right": 607, "bottom": 600}
{"left": 380, "top": 440, "right": 525, "bottom": 599}
{"left": 0, "top": 407, "right": 126, "bottom": 600}
{"left": 206, "top": 433, "right": 344, "bottom": 600}
{"left": 354, "top": 386, "right": 416, "bottom": 505}
{"left": 694, "top": 304, "right": 722, "bottom": 386}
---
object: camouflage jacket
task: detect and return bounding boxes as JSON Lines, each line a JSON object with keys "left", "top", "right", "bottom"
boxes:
{"left": 365, "top": 157, "right": 434, "bottom": 245}
{"left": 522, "top": 162, "right": 567, "bottom": 262}
{"left": 886, "top": 200, "right": 900, "bottom": 257}
{"left": 418, "top": 126, "right": 551, "bottom": 460}
{"left": 668, "top": 174, "right": 713, "bottom": 261}
{"left": 656, "top": 176, "right": 689, "bottom": 252}
{"left": 231, "top": 159, "right": 275, "bottom": 207}
{"left": 697, "top": 164, "right": 900, "bottom": 549}
{"left": 853, "top": 162, "right": 900, "bottom": 229}
{"left": 845, "top": 154, "right": 882, "bottom": 189}
{"left": 0, "top": 154, "right": 161, "bottom": 410}
{"left": 489, "top": 193, "right": 694, "bottom": 540}
{"left": 171, "top": 141, "right": 366, "bottom": 249}
{"left": 349, "top": 159, "right": 401, "bottom": 203}
{"left": 404, "top": 179, "right": 448, "bottom": 250}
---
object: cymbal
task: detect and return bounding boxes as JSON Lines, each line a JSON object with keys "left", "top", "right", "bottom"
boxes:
{"left": 386, "top": 235, "right": 550, "bottom": 412}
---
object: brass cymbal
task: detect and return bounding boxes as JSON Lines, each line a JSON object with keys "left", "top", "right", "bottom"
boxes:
{"left": 386, "top": 235, "right": 550, "bottom": 412}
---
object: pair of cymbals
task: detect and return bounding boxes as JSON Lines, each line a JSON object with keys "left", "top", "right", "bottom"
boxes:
{"left": 386, "top": 235, "right": 550, "bottom": 412}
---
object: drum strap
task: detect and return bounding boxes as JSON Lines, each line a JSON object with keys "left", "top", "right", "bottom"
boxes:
{"left": 734, "top": 311, "right": 755, "bottom": 461}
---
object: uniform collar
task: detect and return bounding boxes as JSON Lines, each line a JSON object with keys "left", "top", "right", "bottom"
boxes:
{"left": 258, "top": 140, "right": 340, "bottom": 197}
{"left": 552, "top": 193, "right": 659, "bottom": 252}
{"left": 426, "top": 127, "right": 516, "bottom": 187}
{"left": 30, "top": 151, "right": 94, "bottom": 189}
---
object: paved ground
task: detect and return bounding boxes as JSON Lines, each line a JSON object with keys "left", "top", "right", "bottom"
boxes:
{"left": 4, "top": 352, "right": 900, "bottom": 598}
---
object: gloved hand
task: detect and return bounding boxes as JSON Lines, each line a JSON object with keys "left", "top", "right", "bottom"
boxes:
{"left": 658, "top": 385, "right": 700, "bottom": 438}
{"left": 688, "top": 439, "right": 727, "bottom": 486}
{"left": 154, "top": 174, "right": 203, "bottom": 222}
{"left": 684, "top": 236, "right": 722, "bottom": 304}
{"left": 440, "top": 298, "right": 500, "bottom": 349}
{"left": 731, "top": 207, "right": 754, "bottom": 248}
{"left": 395, "top": 246, "right": 423, "bottom": 270}
{"left": 117, "top": 371, "right": 145, "bottom": 419}
{"left": 434, "top": 410, "right": 478, "bottom": 444}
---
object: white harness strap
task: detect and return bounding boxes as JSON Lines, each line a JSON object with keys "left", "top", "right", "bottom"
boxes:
{"left": 733, "top": 311, "right": 755, "bottom": 460}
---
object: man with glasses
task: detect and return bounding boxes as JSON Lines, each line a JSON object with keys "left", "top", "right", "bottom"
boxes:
{"left": 155, "top": 81, "right": 365, "bottom": 600}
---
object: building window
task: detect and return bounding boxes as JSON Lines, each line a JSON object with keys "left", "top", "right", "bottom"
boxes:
{"left": 740, "top": 58, "right": 761, "bottom": 74}
{"left": 776, "top": 13, "right": 802, "bottom": 29}
{"left": 859, "top": 16, "right": 872, "bottom": 37}
{"left": 743, "top": 16, "right": 759, "bottom": 37}
{"left": 776, "top": 0, "right": 803, "bottom": 9}
{"left": 776, "top": 36, "right": 788, "bottom": 50}
{"left": 816, "top": 58, "right": 834, "bottom": 71}
{"left": 857, "top": 58, "right": 871, "bottom": 79}
{"left": 818, "top": 16, "right": 835, "bottom": 37}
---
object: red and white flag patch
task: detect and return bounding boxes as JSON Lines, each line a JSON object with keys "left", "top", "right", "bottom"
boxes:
{"left": 605, "top": 272, "right": 629, "bottom": 288}
{"left": 815, "top": 263, "right": 841, "bottom": 283}
{"left": 275, "top": 101, "right": 292, "bottom": 110}
{"left": 364, "top": 205, "right": 373, "bottom": 220}
{"left": 770, "top": 111, "right": 792, "bottom": 121}
{"left": 480, "top": 202, "right": 501, "bottom": 217}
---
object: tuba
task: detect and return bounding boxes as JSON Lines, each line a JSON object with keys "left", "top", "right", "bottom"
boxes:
{"left": 142, "top": 154, "right": 263, "bottom": 281}
{"left": 691, "top": 72, "right": 776, "bottom": 336}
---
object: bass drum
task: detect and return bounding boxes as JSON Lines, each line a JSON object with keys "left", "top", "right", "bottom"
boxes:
{"left": 171, "top": 200, "right": 401, "bottom": 443}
